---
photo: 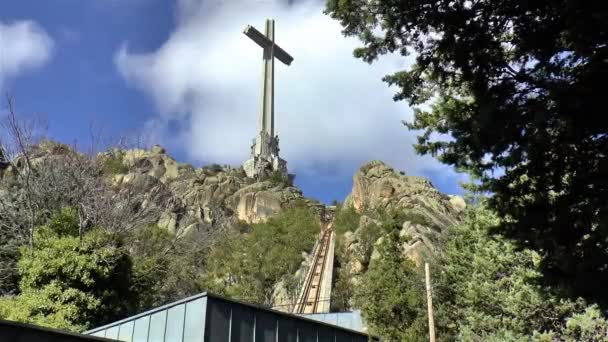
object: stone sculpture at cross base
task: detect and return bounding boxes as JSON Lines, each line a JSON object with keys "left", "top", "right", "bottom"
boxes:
{"left": 241, "top": 19, "right": 293, "bottom": 180}
{"left": 243, "top": 131, "right": 287, "bottom": 179}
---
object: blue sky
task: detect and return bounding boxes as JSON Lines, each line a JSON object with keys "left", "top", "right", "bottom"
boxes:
{"left": 0, "top": 0, "right": 465, "bottom": 204}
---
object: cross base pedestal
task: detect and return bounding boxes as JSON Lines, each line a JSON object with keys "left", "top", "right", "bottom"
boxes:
{"left": 243, "top": 154, "right": 288, "bottom": 179}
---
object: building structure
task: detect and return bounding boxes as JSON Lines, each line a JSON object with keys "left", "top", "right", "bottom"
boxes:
{"left": 85, "top": 292, "right": 376, "bottom": 342}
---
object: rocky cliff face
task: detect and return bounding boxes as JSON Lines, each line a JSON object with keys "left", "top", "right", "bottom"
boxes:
{"left": 345, "top": 160, "right": 464, "bottom": 228}
{"left": 339, "top": 160, "right": 465, "bottom": 273}
{"left": 2, "top": 142, "right": 461, "bottom": 253}
{"left": 0, "top": 141, "right": 321, "bottom": 239}
{"left": 102, "top": 145, "right": 322, "bottom": 235}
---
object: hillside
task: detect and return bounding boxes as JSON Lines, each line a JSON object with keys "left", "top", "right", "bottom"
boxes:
{"left": 0, "top": 140, "right": 462, "bottom": 331}
{"left": 2, "top": 140, "right": 604, "bottom": 341}
{"left": 99, "top": 144, "right": 324, "bottom": 232}
{"left": 329, "top": 161, "right": 464, "bottom": 311}
{"left": 1, "top": 140, "right": 323, "bottom": 235}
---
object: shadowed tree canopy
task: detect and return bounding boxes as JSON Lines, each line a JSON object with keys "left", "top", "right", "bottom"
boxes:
{"left": 325, "top": 0, "right": 608, "bottom": 304}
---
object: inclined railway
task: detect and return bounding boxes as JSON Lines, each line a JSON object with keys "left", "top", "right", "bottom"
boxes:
{"left": 293, "top": 223, "right": 333, "bottom": 314}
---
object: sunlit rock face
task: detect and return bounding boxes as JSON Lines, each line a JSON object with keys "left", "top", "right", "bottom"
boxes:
{"left": 341, "top": 160, "right": 465, "bottom": 270}
{"left": 4, "top": 141, "right": 326, "bottom": 239}
{"left": 102, "top": 144, "right": 317, "bottom": 236}
{"left": 345, "top": 160, "right": 464, "bottom": 227}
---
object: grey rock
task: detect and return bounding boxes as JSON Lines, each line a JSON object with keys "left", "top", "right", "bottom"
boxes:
{"left": 339, "top": 160, "right": 463, "bottom": 271}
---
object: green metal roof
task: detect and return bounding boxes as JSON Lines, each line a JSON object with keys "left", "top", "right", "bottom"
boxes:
{"left": 85, "top": 292, "right": 377, "bottom": 342}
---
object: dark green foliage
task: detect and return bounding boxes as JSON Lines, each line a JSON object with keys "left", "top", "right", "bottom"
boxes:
{"left": 332, "top": 206, "right": 424, "bottom": 312}
{"left": 350, "top": 204, "right": 608, "bottom": 340}
{"left": 261, "top": 170, "right": 292, "bottom": 187}
{"left": 326, "top": 0, "right": 608, "bottom": 304}
{"left": 354, "top": 231, "right": 427, "bottom": 341}
{"left": 330, "top": 266, "right": 354, "bottom": 312}
{"left": 332, "top": 205, "right": 361, "bottom": 235}
{"left": 45, "top": 207, "right": 80, "bottom": 237}
{"left": 200, "top": 203, "right": 320, "bottom": 305}
{"left": 0, "top": 206, "right": 212, "bottom": 332}
{"left": 372, "top": 207, "right": 431, "bottom": 229}
{"left": 204, "top": 163, "right": 224, "bottom": 174}
{"left": 356, "top": 221, "right": 385, "bottom": 266}
{"left": 333, "top": 216, "right": 387, "bottom": 312}
{"left": 100, "top": 153, "right": 128, "bottom": 175}
{"left": 433, "top": 205, "right": 608, "bottom": 340}
{"left": 0, "top": 209, "right": 135, "bottom": 331}
{"left": 127, "top": 225, "right": 204, "bottom": 311}
{"left": 546, "top": 306, "right": 608, "bottom": 341}
{"left": 0, "top": 236, "right": 20, "bottom": 296}
{"left": 331, "top": 205, "right": 362, "bottom": 311}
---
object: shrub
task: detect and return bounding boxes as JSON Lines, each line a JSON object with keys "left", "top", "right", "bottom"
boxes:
{"left": 354, "top": 231, "right": 427, "bottom": 341}
{"left": 261, "top": 170, "right": 292, "bottom": 187}
{"left": 333, "top": 205, "right": 361, "bottom": 235}
{"left": 0, "top": 210, "right": 135, "bottom": 331}
{"left": 433, "top": 205, "right": 606, "bottom": 340}
{"left": 209, "top": 163, "right": 224, "bottom": 172}
{"left": 100, "top": 153, "right": 128, "bottom": 175}
{"left": 200, "top": 204, "right": 320, "bottom": 306}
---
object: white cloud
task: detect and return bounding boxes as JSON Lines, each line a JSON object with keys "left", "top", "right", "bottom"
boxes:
{"left": 0, "top": 20, "right": 54, "bottom": 88}
{"left": 115, "top": 0, "right": 462, "bottom": 187}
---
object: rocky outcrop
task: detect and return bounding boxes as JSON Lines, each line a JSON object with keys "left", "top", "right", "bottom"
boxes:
{"left": 2, "top": 140, "right": 328, "bottom": 238}
{"left": 339, "top": 161, "right": 465, "bottom": 271}
{"left": 345, "top": 160, "right": 464, "bottom": 228}
{"left": 100, "top": 145, "right": 316, "bottom": 235}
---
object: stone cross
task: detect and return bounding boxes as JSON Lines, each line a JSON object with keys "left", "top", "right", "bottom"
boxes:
{"left": 244, "top": 19, "right": 293, "bottom": 138}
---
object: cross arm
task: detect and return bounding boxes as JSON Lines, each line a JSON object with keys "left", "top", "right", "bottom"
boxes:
{"left": 274, "top": 45, "right": 294, "bottom": 66}
{"left": 244, "top": 25, "right": 271, "bottom": 49}
{"left": 243, "top": 25, "right": 294, "bottom": 66}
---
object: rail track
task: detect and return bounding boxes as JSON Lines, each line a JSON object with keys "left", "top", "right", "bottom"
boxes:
{"left": 293, "top": 224, "right": 333, "bottom": 314}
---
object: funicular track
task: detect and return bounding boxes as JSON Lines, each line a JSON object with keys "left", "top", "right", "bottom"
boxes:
{"left": 293, "top": 223, "right": 333, "bottom": 314}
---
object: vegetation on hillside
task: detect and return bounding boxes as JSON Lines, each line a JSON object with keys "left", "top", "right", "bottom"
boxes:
{"left": 433, "top": 206, "right": 607, "bottom": 340}
{"left": 200, "top": 202, "right": 320, "bottom": 306}
{"left": 351, "top": 205, "right": 608, "bottom": 341}
{"left": 355, "top": 230, "right": 427, "bottom": 341}
{"left": 100, "top": 152, "right": 128, "bottom": 175}
{"left": 332, "top": 206, "right": 417, "bottom": 312}
{"left": 0, "top": 106, "right": 321, "bottom": 330}
{"left": 332, "top": 204, "right": 360, "bottom": 235}
{"left": 0, "top": 207, "right": 208, "bottom": 332}
{"left": 0, "top": 209, "right": 135, "bottom": 331}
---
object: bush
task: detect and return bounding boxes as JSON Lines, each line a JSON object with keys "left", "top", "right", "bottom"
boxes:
{"left": 433, "top": 205, "right": 607, "bottom": 340}
{"left": 354, "top": 231, "right": 427, "bottom": 341}
{"left": 200, "top": 203, "right": 320, "bottom": 305}
{"left": 100, "top": 153, "right": 128, "bottom": 175}
{"left": 261, "top": 170, "right": 292, "bottom": 187}
{"left": 202, "top": 163, "right": 224, "bottom": 174}
{"left": 330, "top": 266, "right": 355, "bottom": 312}
{"left": 333, "top": 205, "right": 361, "bottom": 235}
{"left": 369, "top": 207, "right": 431, "bottom": 229}
{"left": 0, "top": 209, "right": 135, "bottom": 331}
{"left": 128, "top": 225, "right": 204, "bottom": 311}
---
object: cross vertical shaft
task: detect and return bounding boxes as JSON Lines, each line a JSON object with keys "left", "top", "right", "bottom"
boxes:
{"left": 260, "top": 19, "right": 275, "bottom": 137}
